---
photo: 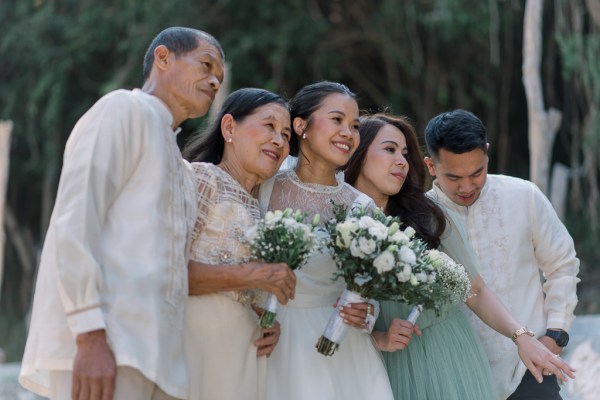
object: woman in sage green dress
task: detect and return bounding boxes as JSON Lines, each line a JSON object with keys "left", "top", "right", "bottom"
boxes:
{"left": 344, "top": 113, "right": 572, "bottom": 400}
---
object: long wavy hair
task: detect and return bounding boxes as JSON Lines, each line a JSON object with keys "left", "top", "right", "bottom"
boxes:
{"left": 345, "top": 113, "right": 446, "bottom": 248}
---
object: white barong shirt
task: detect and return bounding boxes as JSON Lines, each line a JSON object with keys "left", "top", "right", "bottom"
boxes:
{"left": 428, "top": 174, "right": 579, "bottom": 399}
{"left": 19, "top": 89, "right": 196, "bottom": 399}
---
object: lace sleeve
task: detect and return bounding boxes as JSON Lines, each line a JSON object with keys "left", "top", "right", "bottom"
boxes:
{"left": 190, "top": 162, "right": 218, "bottom": 243}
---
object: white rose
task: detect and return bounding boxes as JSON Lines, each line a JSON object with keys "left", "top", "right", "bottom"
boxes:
{"left": 399, "top": 245, "right": 417, "bottom": 265}
{"left": 389, "top": 230, "right": 410, "bottom": 244}
{"left": 350, "top": 238, "right": 365, "bottom": 258}
{"left": 368, "top": 221, "right": 388, "bottom": 241}
{"left": 358, "top": 237, "right": 377, "bottom": 255}
{"left": 396, "top": 265, "right": 412, "bottom": 282}
{"left": 358, "top": 216, "right": 378, "bottom": 229}
{"left": 265, "top": 210, "right": 284, "bottom": 225}
{"left": 415, "top": 272, "right": 428, "bottom": 282}
{"left": 427, "top": 249, "right": 441, "bottom": 262}
{"left": 337, "top": 218, "right": 359, "bottom": 247}
{"left": 373, "top": 251, "right": 395, "bottom": 274}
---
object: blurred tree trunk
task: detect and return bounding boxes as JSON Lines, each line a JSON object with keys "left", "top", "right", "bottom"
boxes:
{"left": 522, "top": 0, "right": 561, "bottom": 195}
{"left": 0, "top": 121, "right": 12, "bottom": 298}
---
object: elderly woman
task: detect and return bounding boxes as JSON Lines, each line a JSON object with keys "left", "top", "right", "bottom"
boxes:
{"left": 182, "top": 88, "right": 296, "bottom": 400}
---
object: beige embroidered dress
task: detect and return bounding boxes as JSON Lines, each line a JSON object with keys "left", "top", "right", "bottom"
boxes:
{"left": 184, "top": 162, "right": 265, "bottom": 400}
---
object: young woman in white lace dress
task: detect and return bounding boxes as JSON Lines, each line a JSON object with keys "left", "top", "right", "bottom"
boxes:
{"left": 181, "top": 88, "right": 297, "bottom": 400}
{"left": 259, "top": 82, "right": 394, "bottom": 400}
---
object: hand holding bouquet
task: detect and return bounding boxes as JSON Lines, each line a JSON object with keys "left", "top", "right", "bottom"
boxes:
{"left": 248, "top": 208, "right": 320, "bottom": 328}
{"left": 317, "top": 204, "right": 423, "bottom": 355}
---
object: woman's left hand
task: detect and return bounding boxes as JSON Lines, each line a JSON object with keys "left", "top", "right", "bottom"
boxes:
{"left": 515, "top": 334, "right": 576, "bottom": 383}
{"left": 256, "top": 321, "right": 281, "bottom": 357}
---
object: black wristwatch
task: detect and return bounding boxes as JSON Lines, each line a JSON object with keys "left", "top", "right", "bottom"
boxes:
{"left": 545, "top": 329, "right": 569, "bottom": 347}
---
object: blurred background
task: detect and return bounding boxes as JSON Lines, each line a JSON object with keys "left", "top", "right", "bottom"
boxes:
{"left": 0, "top": 0, "right": 599, "bottom": 365}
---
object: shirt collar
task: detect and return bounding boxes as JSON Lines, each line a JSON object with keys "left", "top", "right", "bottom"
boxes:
{"left": 132, "top": 88, "right": 177, "bottom": 132}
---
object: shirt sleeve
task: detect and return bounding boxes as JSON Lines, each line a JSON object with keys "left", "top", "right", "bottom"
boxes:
{"left": 529, "top": 183, "right": 580, "bottom": 331}
{"left": 53, "top": 91, "right": 145, "bottom": 336}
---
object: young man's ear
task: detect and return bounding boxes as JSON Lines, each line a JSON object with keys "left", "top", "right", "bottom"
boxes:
{"left": 424, "top": 157, "right": 436, "bottom": 177}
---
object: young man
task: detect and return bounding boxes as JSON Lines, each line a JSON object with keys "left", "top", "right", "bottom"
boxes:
{"left": 19, "top": 27, "right": 224, "bottom": 400}
{"left": 424, "top": 109, "right": 580, "bottom": 400}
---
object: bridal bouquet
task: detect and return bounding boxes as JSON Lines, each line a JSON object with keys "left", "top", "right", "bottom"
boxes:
{"left": 392, "top": 248, "right": 472, "bottom": 324}
{"left": 315, "top": 203, "right": 471, "bottom": 356}
{"left": 248, "top": 208, "right": 320, "bottom": 328}
{"left": 316, "top": 203, "right": 427, "bottom": 355}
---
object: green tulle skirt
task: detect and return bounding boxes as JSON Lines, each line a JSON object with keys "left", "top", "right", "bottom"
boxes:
{"left": 375, "top": 301, "right": 497, "bottom": 400}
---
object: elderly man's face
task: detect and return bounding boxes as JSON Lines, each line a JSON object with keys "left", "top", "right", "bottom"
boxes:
{"left": 166, "top": 40, "right": 225, "bottom": 120}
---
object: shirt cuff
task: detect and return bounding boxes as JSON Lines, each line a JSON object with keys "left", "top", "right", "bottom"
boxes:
{"left": 66, "top": 306, "right": 106, "bottom": 337}
{"left": 546, "top": 314, "right": 576, "bottom": 332}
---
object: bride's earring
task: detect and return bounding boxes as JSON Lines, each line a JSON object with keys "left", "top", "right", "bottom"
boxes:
{"left": 302, "top": 132, "right": 307, "bottom": 139}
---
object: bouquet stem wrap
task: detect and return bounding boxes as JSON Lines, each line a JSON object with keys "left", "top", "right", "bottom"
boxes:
{"left": 316, "top": 289, "right": 363, "bottom": 356}
{"left": 259, "top": 293, "right": 279, "bottom": 328}
{"left": 407, "top": 304, "right": 423, "bottom": 324}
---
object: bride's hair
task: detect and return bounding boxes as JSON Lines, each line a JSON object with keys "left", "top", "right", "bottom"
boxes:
{"left": 345, "top": 113, "right": 446, "bottom": 249}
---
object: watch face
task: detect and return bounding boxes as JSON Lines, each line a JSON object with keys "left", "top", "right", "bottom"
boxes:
{"left": 548, "top": 330, "right": 569, "bottom": 347}
{"left": 557, "top": 331, "right": 569, "bottom": 347}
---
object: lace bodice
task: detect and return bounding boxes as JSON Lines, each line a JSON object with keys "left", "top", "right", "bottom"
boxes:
{"left": 259, "top": 169, "right": 372, "bottom": 306}
{"left": 190, "top": 162, "right": 261, "bottom": 304}
{"left": 261, "top": 169, "right": 367, "bottom": 222}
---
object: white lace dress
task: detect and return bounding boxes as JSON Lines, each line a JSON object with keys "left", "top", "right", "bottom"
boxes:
{"left": 184, "top": 162, "right": 265, "bottom": 400}
{"left": 258, "top": 169, "right": 394, "bottom": 400}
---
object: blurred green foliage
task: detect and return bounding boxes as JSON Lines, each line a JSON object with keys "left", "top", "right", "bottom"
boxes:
{"left": 0, "top": 0, "right": 598, "bottom": 357}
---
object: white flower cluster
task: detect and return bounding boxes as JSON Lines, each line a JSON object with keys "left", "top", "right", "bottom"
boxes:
{"left": 326, "top": 204, "right": 470, "bottom": 312}
{"left": 326, "top": 206, "right": 429, "bottom": 299}
{"left": 249, "top": 208, "right": 320, "bottom": 271}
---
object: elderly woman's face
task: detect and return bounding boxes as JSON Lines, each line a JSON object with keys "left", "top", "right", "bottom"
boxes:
{"left": 224, "top": 103, "right": 291, "bottom": 183}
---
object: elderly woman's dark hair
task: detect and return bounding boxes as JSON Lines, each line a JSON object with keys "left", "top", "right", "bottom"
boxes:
{"left": 345, "top": 113, "right": 446, "bottom": 249}
{"left": 183, "top": 88, "right": 288, "bottom": 164}
{"left": 288, "top": 81, "right": 357, "bottom": 157}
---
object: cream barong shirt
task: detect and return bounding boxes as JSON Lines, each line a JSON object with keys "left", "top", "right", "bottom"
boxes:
{"left": 20, "top": 89, "right": 196, "bottom": 399}
{"left": 428, "top": 174, "right": 579, "bottom": 399}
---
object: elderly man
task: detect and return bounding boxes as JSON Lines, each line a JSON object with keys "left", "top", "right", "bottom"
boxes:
{"left": 20, "top": 27, "right": 224, "bottom": 400}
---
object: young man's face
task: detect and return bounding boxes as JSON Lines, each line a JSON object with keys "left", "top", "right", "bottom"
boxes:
{"left": 425, "top": 147, "right": 489, "bottom": 207}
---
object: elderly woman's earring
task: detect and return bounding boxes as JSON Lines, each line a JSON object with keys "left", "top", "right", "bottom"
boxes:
{"left": 302, "top": 132, "right": 307, "bottom": 139}
{"left": 227, "top": 137, "right": 233, "bottom": 143}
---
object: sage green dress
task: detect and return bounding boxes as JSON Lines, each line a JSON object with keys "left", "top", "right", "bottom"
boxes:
{"left": 374, "top": 209, "right": 498, "bottom": 400}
